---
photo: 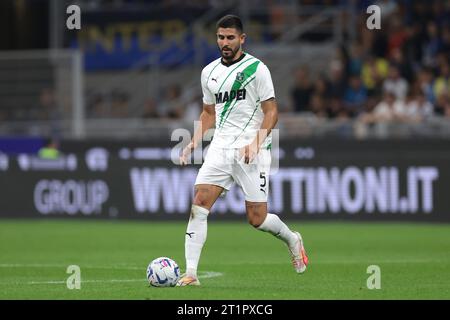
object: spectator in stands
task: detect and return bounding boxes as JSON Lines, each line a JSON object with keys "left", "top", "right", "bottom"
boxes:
{"left": 383, "top": 65, "right": 409, "bottom": 101}
{"left": 387, "top": 16, "right": 409, "bottom": 60}
{"left": 440, "top": 25, "right": 450, "bottom": 58}
{"left": 348, "top": 42, "right": 364, "bottom": 77}
{"left": 308, "top": 75, "right": 331, "bottom": 116}
{"left": 309, "top": 93, "right": 327, "bottom": 118}
{"left": 434, "top": 91, "right": 450, "bottom": 116}
{"left": 291, "top": 66, "right": 313, "bottom": 113}
{"left": 432, "top": 0, "right": 450, "bottom": 29}
{"left": 409, "top": 1, "right": 433, "bottom": 28}
{"left": 367, "top": 26, "right": 388, "bottom": 58}
{"left": 331, "top": 44, "right": 350, "bottom": 81}
{"left": 417, "top": 67, "right": 435, "bottom": 104}
{"left": 402, "top": 23, "right": 425, "bottom": 70}
{"left": 328, "top": 60, "right": 347, "bottom": 100}
{"left": 433, "top": 61, "right": 450, "bottom": 103}
{"left": 404, "top": 90, "right": 434, "bottom": 122}
{"left": 38, "top": 137, "right": 60, "bottom": 159}
{"left": 359, "top": 91, "right": 407, "bottom": 124}
{"left": 445, "top": 104, "right": 450, "bottom": 118}
{"left": 287, "top": 0, "right": 450, "bottom": 126}
{"left": 359, "top": 22, "right": 375, "bottom": 57}
{"left": 422, "top": 21, "right": 442, "bottom": 68}
{"left": 390, "top": 47, "right": 414, "bottom": 83}
{"left": 312, "top": 75, "right": 329, "bottom": 98}
{"left": 344, "top": 75, "right": 368, "bottom": 116}
{"left": 327, "top": 95, "right": 349, "bottom": 119}
{"left": 361, "top": 95, "right": 379, "bottom": 116}
{"left": 361, "top": 54, "right": 389, "bottom": 97}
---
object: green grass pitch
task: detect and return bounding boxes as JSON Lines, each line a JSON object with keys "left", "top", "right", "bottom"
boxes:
{"left": 0, "top": 219, "right": 449, "bottom": 299}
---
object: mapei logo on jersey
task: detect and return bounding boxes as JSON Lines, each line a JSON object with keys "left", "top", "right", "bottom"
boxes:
{"left": 215, "top": 89, "right": 247, "bottom": 104}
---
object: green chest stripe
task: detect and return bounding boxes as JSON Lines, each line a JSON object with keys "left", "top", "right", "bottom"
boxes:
{"left": 218, "top": 61, "right": 260, "bottom": 128}
{"left": 216, "top": 57, "right": 256, "bottom": 94}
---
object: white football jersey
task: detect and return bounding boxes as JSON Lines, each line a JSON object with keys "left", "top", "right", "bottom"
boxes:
{"left": 201, "top": 52, "right": 275, "bottom": 149}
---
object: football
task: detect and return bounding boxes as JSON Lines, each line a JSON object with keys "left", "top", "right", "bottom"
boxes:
{"left": 146, "top": 257, "right": 180, "bottom": 287}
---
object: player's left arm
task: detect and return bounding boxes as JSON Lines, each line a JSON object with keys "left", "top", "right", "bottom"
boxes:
{"left": 242, "top": 97, "right": 278, "bottom": 164}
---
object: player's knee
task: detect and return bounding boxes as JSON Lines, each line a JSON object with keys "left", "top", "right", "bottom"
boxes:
{"left": 246, "top": 203, "right": 267, "bottom": 228}
{"left": 192, "top": 192, "right": 210, "bottom": 209}
{"left": 192, "top": 196, "right": 208, "bottom": 208}
{"left": 248, "top": 217, "right": 260, "bottom": 228}
{"left": 247, "top": 213, "right": 265, "bottom": 228}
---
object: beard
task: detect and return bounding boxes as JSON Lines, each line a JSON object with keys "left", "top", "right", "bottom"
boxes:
{"left": 220, "top": 45, "right": 240, "bottom": 61}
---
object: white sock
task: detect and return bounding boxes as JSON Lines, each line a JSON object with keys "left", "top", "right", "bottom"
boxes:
{"left": 257, "top": 213, "right": 297, "bottom": 247}
{"left": 185, "top": 204, "right": 209, "bottom": 278}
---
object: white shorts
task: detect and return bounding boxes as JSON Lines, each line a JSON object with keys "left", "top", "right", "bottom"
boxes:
{"left": 195, "top": 144, "right": 271, "bottom": 202}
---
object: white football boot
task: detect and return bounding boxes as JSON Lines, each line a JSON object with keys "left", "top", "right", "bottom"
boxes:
{"left": 176, "top": 273, "right": 201, "bottom": 286}
{"left": 288, "top": 231, "right": 309, "bottom": 274}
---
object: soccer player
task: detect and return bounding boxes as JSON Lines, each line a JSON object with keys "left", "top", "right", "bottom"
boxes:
{"left": 177, "top": 15, "right": 308, "bottom": 286}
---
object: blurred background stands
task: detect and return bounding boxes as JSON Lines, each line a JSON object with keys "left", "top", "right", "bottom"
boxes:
{"left": 0, "top": 0, "right": 449, "bottom": 140}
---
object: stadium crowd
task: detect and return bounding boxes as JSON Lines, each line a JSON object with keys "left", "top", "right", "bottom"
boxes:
{"left": 9, "top": 0, "right": 450, "bottom": 129}
{"left": 289, "top": 0, "right": 450, "bottom": 123}
{"left": 127, "top": 0, "right": 450, "bottom": 125}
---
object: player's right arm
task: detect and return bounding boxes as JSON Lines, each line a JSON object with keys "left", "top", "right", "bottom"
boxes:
{"left": 179, "top": 103, "right": 215, "bottom": 166}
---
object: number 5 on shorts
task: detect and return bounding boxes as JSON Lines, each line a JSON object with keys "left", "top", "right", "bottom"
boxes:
{"left": 260, "top": 172, "right": 266, "bottom": 194}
